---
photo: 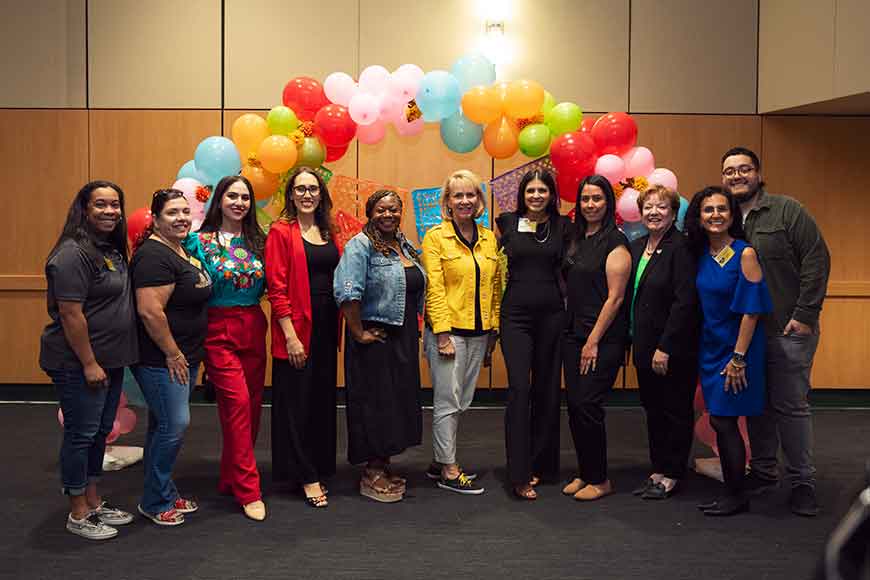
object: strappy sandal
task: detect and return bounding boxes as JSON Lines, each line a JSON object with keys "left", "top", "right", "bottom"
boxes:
{"left": 360, "top": 473, "right": 404, "bottom": 503}
{"left": 513, "top": 484, "right": 537, "bottom": 501}
{"left": 304, "top": 494, "right": 328, "bottom": 508}
{"left": 529, "top": 475, "right": 541, "bottom": 487}
{"left": 383, "top": 465, "right": 407, "bottom": 486}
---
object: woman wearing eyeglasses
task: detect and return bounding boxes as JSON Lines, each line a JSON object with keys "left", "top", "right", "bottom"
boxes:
{"left": 266, "top": 167, "right": 341, "bottom": 509}
{"left": 131, "top": 189, "right": 212, "bottom": 526}
{"left": 183, "top": 175, "right": 268, "bottom": 521}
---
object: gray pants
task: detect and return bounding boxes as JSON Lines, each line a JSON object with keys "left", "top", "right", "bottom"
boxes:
{"left": 424, "top": 329, "right": 489, "bottom": 465}
{"left": 748, "top": 332, "right": 820, "bottom": 488}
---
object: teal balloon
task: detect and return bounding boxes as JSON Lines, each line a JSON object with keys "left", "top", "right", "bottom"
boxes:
{"left": 440, "top": 112, "right": 483, "bottom": 153}
{"left": 194, "top": 136, "right": 241, "bottom": 185}
{"left": 450, "top": 53, "right": 496, "bottom": 93}
{"left": 416, "top": 70, "right": 461, "bottom": 122}
{"left": 518, "top": 124, "right": 551, "bottom": 157}
{"left": 176, "top": 159, "right": 206, "bottom": 184}
{"left": 676, "top": 196, "right": 689, "bottom": 230}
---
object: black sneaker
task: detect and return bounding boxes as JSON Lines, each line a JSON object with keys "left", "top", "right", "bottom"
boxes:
{"left": 437, "top": 473, "right": 485, "bottom": 495}
{"left": 744, "top": 471, "right": 780, "bottom": 495}
{"left": 789, "top": 484, "right": 820, "bottom": 517}
{"left": 426, "top": 463, "right": 477, "bottom": 481}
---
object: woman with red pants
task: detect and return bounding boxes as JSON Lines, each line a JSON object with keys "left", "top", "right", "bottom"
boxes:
{"left": 184, "top": 175, "right": 268, "bottom": 521}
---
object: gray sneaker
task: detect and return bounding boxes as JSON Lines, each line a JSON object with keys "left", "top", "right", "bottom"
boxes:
{"left": 93, "top": 500, "right": 134, "bottom": 526}
{"left": 66, "top": 513, "right": 118, "bottom": 540}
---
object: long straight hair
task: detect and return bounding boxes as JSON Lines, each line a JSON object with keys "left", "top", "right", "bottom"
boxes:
{"left": 48, "top": 180, "right": 129, "bottom": 266}
{"left": 198, "top": 175, "right": 266, "bottom": 259}
{"left": 565, "top": 174, "right": 618, "bottom": 266}
{"left": 515, "top": 168, "right": 560, "bottom": 221}
{"left": 280, "top": 166, "right": 334, "bottom": 242}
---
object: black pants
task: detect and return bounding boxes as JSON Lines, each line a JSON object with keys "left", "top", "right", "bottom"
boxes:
{"left": 710, "top": 415, "right": 746, "bottom": 498}
{"left": 563, "top": 333, "right": 624, "bottom": 485}
{"left": 501, "top": 306, "right": 564, "bottom": 485}
{"left": 637, "top": 361, "right": 697, "bottom": 479}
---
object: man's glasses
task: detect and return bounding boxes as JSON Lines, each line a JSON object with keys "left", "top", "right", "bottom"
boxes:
{"left": 722, "top": 165, "right": 756, "bottom": 178}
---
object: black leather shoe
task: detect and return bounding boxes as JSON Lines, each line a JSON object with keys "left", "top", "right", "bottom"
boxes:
{"left": 789, "top": 485, "right": 820, "bottom": 517}
{"left": 697, "top": 497, "right": 719, "bottom": 511}
{"left": 744, "top": 471, "right": 780, "bottom": 495}
{"left": 703, "top": 496, "right": 749, "bottom": 516}
{"left": 632, "top": 478, "right": 655, "bottom": 496}
{"left": 642, "top": 481, "right": 677, "bottom": 500}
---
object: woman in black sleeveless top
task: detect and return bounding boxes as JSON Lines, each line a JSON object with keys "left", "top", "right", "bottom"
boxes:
{"left": 496, "top": 169, "right": 568, "bottom": 500}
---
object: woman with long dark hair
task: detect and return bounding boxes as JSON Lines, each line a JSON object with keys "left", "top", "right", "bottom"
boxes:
{"left": 334, "top": 190, "right": 426, "bottom": 503}
{"left": 132, "top": 189, "right": 212, "bottom": 526}
{"left": 40, "top": 180, "right": 137, "bottom": 540}
{"left": 184, "top": 175, "right": 268, "bottom": 521}
{"left": 560, "top": 174, "right": 631, "bottom": 501}
{"left": 496, "top": 169, "right": 568, "bottom": 500}
{"left": 686, "top": 186, "right": 772, "bottom": 516}
{"left": 266, "top": 167, "right": 341, "bottom": 509}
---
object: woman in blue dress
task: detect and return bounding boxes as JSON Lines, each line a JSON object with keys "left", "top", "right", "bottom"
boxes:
{"left": 685, "top": 186, "right": 772, "bottom": 516}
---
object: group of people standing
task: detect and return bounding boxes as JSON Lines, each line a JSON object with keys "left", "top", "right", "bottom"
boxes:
{"left": 40, "top": 145, "right": 829, "bottom": 541}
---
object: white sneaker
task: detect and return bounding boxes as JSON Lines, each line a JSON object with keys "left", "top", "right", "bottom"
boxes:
{"left": 66, "top": 513, "right": 118, "bottom": 540}
{"left": 93, "top": 500, "right": 134, "bottom": 525}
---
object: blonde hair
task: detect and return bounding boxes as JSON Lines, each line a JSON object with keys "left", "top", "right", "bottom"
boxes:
{"left": 637, "top": 184, "right": 680, "bottom": 212}
{"left": 440, "top": 169, "right": 487, "bottom": 221}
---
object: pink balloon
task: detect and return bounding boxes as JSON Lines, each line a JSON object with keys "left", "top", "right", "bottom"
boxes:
{"left": 393, "top": 113, "right": 424, "bottom": 137}
{"left": 647, "top": 167, "right": 679, "bottom": 192}
{"left": 622, "top": 146, "right": 655, "bottom": 178}
{"left": 106, "top": 420, "right": 122, "bottom": 444}
{"left": 356, "top": 119, "right": 387, "bottom": 144}
{"left": 171, "top": 178, "right": 206, "bottom": 222}
{"left": 594, "top": 154, "right": 626, "bottom": 185}
{"left": 117, "top": 407, "right": 137, "bottom": 435}
{"left": 616, "top": 187, "right": 641, "bottom": 222}
{"left": 324, "top": 72, "right": 358, "bottom": 106}
{"left": 378, "top": 93, "right": 406, "bottom": 123}
{"left": 348, "top": 93, "right": 380, "bottom": 126}
{"left": 358, "top": 65, "right": 391, "bottom": 96}
{"left": 389, "top": 64, "right": 425, "bottom": 101}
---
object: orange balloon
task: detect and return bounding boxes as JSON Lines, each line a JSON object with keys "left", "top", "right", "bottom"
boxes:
{"left": 461, "top": 85, "right": 501, "bottom": 125}
{"left": 483, "top": 116, "right": 519, "bottom": 159}
{"left": 504, "top": 79, "right": 545, "bottom": 119}
{"left": 256, "top": 135, "right": 298, "bottom": 174}
{"left": 493, "top": 81, "right": 511, "bottom": 113}
{"left": 231, "top": 114, "right": 270, "bottom": 160}
{"left": 241, "top": 163, "right": 280, "bottom": 201}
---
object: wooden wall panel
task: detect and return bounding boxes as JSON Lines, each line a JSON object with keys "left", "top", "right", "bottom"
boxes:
{"left": 813, "top": 299, "right": 870, "bottom": 388}
{"left": 89, "top": 110, "right": 223, "bottom": 211}
{"left": 0, "top": 293, "right": 52, "bottom": 383}
{"left": 834, "top": 0, "right": 870, "bottom": 98}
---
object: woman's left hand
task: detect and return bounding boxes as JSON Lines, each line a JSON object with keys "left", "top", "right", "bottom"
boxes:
{"left": 651, "top": 349, "right": 670, "bottom": 376}
{"left": 580, "top": 341, "right": 598, "bottom": 375}
{"left": 721, "top": 360, "right": 747, "bottom": 393}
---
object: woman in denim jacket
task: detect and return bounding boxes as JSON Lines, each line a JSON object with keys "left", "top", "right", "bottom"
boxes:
{"left": 334, "top": 190, "right": 427, "bottom": 503}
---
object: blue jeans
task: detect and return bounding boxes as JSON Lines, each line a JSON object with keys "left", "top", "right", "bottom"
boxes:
{"left": 132, "top": 364, "right": 197, "bottom": 514}
{"left": 47, "top": 367, "right": 124, "bottom": 496}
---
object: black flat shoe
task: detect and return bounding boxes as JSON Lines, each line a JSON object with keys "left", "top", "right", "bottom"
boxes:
{"left": 703, "top": 496, "right": 749, "bottom": 516}
{"left": 632, "top": 478, "right": 655, "bottom": 496}
{"left": 641, "top": 481, "right": 677, "bottom": 500}
{"left": 697, "top": 497, "right": 719, "bottom": 511}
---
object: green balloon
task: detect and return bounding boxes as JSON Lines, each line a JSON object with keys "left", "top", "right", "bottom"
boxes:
{"left": 518, "top": 123, "right": 552, "bottom": 157}
{"left": 296, "top": 137, "right": 326, "bottom": 168}
{"left": 545, "top": 102, "right": 583, "bottom": 136}
{"left": 540, "top": 91, "right": 556, "bottom": 116}
{"left": 267, "top": 106, "right": 299, "bottom": 136}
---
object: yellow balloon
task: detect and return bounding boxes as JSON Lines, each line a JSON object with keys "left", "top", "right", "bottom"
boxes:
{"left": 483, "top": 116, "right": 519, "bottom": 159}
{"left": 257, "top": 135, "right": 298, "bottom": 174}
{"left": 504, "top": 80, "right": 545, "bottom": 119}
{"left": 231, "top": 114, "right": 270, "bottom": 160}
{"left": 461, "top": 85, "right": 501, "bottom": 125}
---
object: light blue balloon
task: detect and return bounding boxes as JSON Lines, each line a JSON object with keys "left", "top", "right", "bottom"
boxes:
{"left": 194, "top": 136, "right": 241, "bottom": 186}
{"left": 621, "top": 221, "right": 649, "bottom": 242}
{"left": 440, "top": 112, "right": 483, "bottom": 153}
{"left": 451, "top": 53, "right": 496, "bottom": 93}
{"left": 176, "top": 159, "right": 206, "bottom": 183}
{"left": 676, "top": 196, "right": 689, "bottom": 231}
{"left": 416, "top": 70, "right": 461, "bottom": 122}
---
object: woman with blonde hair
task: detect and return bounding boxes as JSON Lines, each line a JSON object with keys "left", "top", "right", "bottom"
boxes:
{"left": 421, "top": 170, "right": 501, "bottom": 494}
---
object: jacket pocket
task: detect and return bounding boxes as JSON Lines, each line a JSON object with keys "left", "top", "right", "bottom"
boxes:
{"left": 752, "top": 226, "right": 790, "bottom": 261}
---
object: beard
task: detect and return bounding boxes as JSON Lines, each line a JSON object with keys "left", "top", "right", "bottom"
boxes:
{"left": 728, "top": 180, "right": 761, "bottom": 203}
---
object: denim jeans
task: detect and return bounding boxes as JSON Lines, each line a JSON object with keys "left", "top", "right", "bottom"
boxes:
{"left": 47, "top": 367, "right": 124, "bottom": 496}
{"left": 132, "top": 364, "right": 198, "bottom": 514}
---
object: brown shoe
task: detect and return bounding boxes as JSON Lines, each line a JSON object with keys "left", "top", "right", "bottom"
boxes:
{"left": 242, "top": 500, "right": 266, "bottom": 521}
{"left": 360, "top": 473, "right": 404, "bottom": 503}
{"left": 562, "top": 478, "right": 587, "bottom": 495}
{"left": 573, "top": 480, "right": 614, "bottom": 501}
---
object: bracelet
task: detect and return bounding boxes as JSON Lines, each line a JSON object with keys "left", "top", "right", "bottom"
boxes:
{"left": 729, "top": 358, "right": 747, "bottom": 369}
{"left": 167, "top": 352, "right": 184, "bottom": 362}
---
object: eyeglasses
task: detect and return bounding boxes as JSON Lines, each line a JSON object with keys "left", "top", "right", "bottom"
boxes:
{"left": 722, "top": 165, "right": 756, "bottom": 178}
{"left": 293, "top": 184, "right": 321, "bottom": 196}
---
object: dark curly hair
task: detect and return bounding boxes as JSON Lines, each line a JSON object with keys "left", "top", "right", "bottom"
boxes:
{"left": 363, "top": 189, "right": 418, "bottom": 262}
{"left": 685, "top": 186, "right": 745, "bottom": 257}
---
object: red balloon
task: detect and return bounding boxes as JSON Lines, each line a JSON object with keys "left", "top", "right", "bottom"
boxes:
{"left": 579, "top": 117, "right": 596, "bottom": 134}
{"left": 590, "top": 112, "right": 637, "bottom": 155}
{"left": 314, "top": 104, "right": 357, "bottom": 147}
{"left": 556, "top": 172, "right": 583, "bottom": 203}
{"left": 127, "top": 207, "right": 152, "bottom": 248}
{"left": 325, "top": 143, "right": 349, "bottom": 162}
{"left": 550, "top": 131, "right": 598, "bottom": 182}
{"left": 282, "top": 77, "right": 329, "bottom": 121}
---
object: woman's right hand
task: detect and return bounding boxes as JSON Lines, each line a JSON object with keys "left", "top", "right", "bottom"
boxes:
{"left": 286, "top": 337, "right": 307, "bottom": 369}
{"left": 721, "top": 360, "right": 747, "bottom": 393}
{"left": 436, "top": 333, "right": 455, "bottom": 358}
{"left": 166, "top": 352, "right": 189, "bottom": 385}
{"left": 354, "top": 328, "right": 386, "bottom": 344}
{"left": 83, "top": 362, "right": 109, "bottom": 388}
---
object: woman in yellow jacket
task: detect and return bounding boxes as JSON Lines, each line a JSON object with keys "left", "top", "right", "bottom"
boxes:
{"left": 422, "top": 169, "right": 501, "bottom": 495}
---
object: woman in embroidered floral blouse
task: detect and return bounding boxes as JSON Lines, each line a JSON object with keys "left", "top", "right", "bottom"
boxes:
{"left": 184, "top": 175, "right": 268, "bottom": 521}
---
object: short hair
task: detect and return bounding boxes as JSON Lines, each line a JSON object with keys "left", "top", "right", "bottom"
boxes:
{"left": 721, "top": 146, "right": 761, "bottom": 171}
{"left": 637, "top": 184, "right": 680, "bottom": 213}
{"left": 440, "top": 169, "right": 487, "bottom": 220}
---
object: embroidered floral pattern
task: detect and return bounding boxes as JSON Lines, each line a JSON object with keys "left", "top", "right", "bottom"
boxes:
{"left": 199, "top": 232, "right": 264, "bottom": 290}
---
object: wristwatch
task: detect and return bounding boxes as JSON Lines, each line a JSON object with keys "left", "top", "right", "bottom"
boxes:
{"left": 731, "top": 351, "right": 746, "bottom": 367}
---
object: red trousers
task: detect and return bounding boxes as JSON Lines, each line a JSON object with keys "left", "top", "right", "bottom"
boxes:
{"left": 204, "top": 305, "right": 267, "bottom": 506}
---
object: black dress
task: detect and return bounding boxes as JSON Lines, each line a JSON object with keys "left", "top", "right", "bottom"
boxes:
{"left": 496, "top": 212, "right": 567, "bottom": 485}
{"left": 345, "top": 265, "right": 424, "bottom": 465}
{"left": 272, "top": 238, "right": 340, "bottom": 485}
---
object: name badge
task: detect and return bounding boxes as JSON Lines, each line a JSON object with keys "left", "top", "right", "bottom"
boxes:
{"left": 103, "top": 256, "right": 116, "bottom": 271}
{"left": 189, "top": 256, "right": 202, "bottom": 270}
{"left": 517, "top": 218, "right": 537, "bottom": 233}
{"left": 713, "top": 245, "right": 735, "bottom": 267}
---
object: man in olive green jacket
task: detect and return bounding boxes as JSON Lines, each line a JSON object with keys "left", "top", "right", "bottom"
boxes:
{"left": 721, "top": 147, "right": 830, "bottom": 517}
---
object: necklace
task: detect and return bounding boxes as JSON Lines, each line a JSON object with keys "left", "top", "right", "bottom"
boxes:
{"left": 645, "top": 236, "right": 663, "bottom": 255}
{"left": 534, "top": 220, "right": 551, "bottom": 244}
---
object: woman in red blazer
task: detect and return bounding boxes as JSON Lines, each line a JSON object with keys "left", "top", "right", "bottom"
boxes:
{"left": 265, "top": 167, "right": 341, "bottom": 509}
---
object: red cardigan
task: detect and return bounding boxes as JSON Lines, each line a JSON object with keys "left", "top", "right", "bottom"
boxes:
{"left": 264, "top": 219, "right": 342, "bottom": 359}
